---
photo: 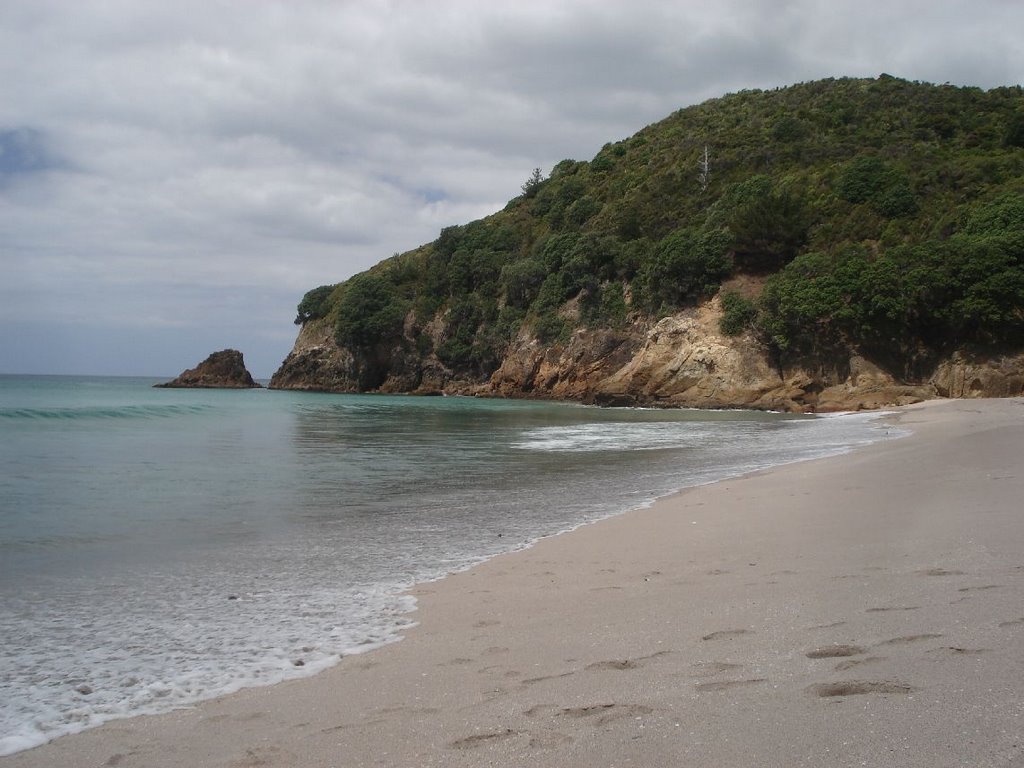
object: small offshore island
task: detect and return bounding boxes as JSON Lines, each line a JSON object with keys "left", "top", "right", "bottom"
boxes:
{"left": 269, "top": 76, "right": 1024, "bottom": 412}
{"left": 156, "top": 349, "right": 261, "bottom": 389}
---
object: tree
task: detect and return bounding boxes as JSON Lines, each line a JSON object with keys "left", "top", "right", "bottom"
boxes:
{"left": 634, "top": 227, "right": 732, "bottom": 311}
{"left": 697, "top": 145, "right": 711, "bottom": 193}
{"left": 1003, "top": 111, "right": 1024, "bottom": 148}
{"left": 521, "top": 168, "right": 545, "bottom": 198}
{"left": 334, "top": 273, "right": 408, "bottom": 348}
{"left": 294, "top": 285, "right": 335, "bottom": 325}
{"left": 729, "top": 187, "right": 810, "bottom": 270}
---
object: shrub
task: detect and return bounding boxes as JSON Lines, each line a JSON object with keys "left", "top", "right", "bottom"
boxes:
{"left": 582, "top": 282, "right": 628, "bottom": 329}
{"left": 719, "top": 292, "right": 757, "bottom": 335}
{"left": 874, "top": 178, "right": 919, "bottom": 218}
{"left": 1003, "top": 112, "right": 1024, "bottom": 148}
{"left": 729, "top": 187, "right": 811, "bottom": 269}
{"left": 962, "top": 193, "right": 1024, "bottom": 236}
{"left": 294, "top": 284, "right": 335, "bottom": 325}
{"left": 335, "top": 274, "right": 408, "bottom": 348}
{"left": 566, "top": 195, "right": 601, "bottom": 227}
{"left": 634, "top": 227, "right": 733, "bottom": 312}
{"left": 835, "top": 155, "right": 918, "bottom": 218}
{"left": 500, "top": 258, "right": 547, "bottom": 309}
{"left": 835, "top": 155, "right": 890, "bottom": 204}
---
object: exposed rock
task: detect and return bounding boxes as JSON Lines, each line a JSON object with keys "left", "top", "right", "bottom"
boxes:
{"left": 269, "top": 298, "right": 1023, "bottom": 412}
{"left": 267, "top": 321, "right": 359, "bottom": 392}
{"left": 930, "top": 351, "right": 1024, "bottom": 399}
{"left": 487, "top": 296, "right": 938, "bottom": 412}
{"left": 156, "top": 349, "right": 261, "bottom": 389}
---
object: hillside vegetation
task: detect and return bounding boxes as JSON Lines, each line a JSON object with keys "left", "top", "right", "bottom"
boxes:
{"left": 293, "top": 76, "right": 1024, "bottom": 390}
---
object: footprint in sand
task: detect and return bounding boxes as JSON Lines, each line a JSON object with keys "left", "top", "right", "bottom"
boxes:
{"left": 834, "top": 656, "right": 886, "bottom": 671}
{"left": 449, "top": 729, "right": 519, "bottom": 750}
{"left": 877, "top": 633, "right": 943, "bottom": 646}
{"left": 528, "top": 731, "right": 574, "bottom": 749}
{"left": 805, "top": 644, "right": 865, "bottom": 659}
{"left": 808, "top": 621, "right": 848, "bottom": 630}
{"left": 865, "top": 606, "right": 920, "bottom": 612}
{"left": 695, "top": 678, "right": 767, "bottom": 692}
{"left": 104, "top": 754, "right": 140, "bottom": 767}
{"left": 558, "top": 703, "right": 653, "bottom": 726}
{"left": 926, "top": 646, "right": 990, "bottom": 656}
{"left": 379, "top": 705, "right": 441, "bottom": 716}
{"left": 230, "top": 746, "right": 294, "bottom": 768}
{"left": 701, "top": 629, "right": 752, "bottom": 641}
{"left": 807, "top": 680, "right": 916, "bottom": 697}
{"left": 584, "top": 651, "right": 670, "bottom": 673}
{"left": 586, "top": 660, "right": 638, "bottom": 671}
{"left": 520, "top": 671, "right": 575, "bottom": 686}
{"left": 691, "top": 661, "right": 744, "bottom": 678}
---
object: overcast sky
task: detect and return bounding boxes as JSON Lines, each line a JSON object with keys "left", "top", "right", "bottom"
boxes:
{"left": 2, "top": 0, "right": 1022, "bottom": 378}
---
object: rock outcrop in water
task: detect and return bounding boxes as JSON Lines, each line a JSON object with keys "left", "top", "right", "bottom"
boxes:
{"left": 157, "top": 349, "right": 261, "bottom": 389}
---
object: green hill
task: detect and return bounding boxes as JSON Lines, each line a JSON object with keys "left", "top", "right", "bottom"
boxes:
{"left": 281, "top": 75, "right": 1024, "bottom": 398}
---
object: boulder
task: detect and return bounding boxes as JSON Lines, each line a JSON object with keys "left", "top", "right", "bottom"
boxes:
{"left": 156, "top": 349, "right": 261, "bottom": 389}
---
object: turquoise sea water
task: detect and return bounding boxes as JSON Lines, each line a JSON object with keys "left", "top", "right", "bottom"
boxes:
{"left": 0, "top": 375, "right": 896, "bottom": 754}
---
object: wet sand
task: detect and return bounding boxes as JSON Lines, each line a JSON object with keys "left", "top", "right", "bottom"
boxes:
{"left": 5, "top": 398, "right": 1024, "bottom": 767}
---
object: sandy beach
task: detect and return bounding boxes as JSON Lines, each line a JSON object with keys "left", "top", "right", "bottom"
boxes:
{"left": 5, "top": 397, "right": 1024, "bottom": 768}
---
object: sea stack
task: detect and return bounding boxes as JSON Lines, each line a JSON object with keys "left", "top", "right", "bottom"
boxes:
{"left": 156, "top": 349, "right": 262, "bottom": 388}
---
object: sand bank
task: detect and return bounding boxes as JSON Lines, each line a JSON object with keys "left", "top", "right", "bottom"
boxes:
{"left": 5, "top": 398, "right": 1024, "bottom": 767}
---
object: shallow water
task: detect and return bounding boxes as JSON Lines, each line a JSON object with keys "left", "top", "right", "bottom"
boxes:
{"left": 0, "top": 375, "right": 895, "bottom": 754}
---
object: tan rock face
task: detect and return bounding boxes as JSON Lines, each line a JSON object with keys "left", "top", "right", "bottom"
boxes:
{"left": 269, "top": 299, "right": 1023, "bottom": 411}
{"left": 268, "top": 320, "right": 358, "bottom": 392}
{"left": 930, "top": 352, "right": 1024, "bottom": 399}
{"left": 595, "top": 301, "right": 780, "bottom": 407}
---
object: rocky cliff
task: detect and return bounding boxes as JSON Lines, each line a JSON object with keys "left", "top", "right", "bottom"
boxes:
{"left": 157, "top": 349, "right": 261, "bottom": 389}
{"left": 268, "top": 296, "right": 1024, "bottom": 411}
{"left": 268, "top": 77, "right": 1024, "bottom": 410}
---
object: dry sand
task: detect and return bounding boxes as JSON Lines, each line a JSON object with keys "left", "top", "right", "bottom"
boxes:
{"left": 5, "top": 398, "right": 1024, "bottom": 768}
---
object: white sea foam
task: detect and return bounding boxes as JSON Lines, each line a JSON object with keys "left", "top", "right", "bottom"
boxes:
{"left": 0, "top": 579, "right": 417, "bottom": 756}
{"left": 512, "top": 422, "right": 717, "bottom": 452}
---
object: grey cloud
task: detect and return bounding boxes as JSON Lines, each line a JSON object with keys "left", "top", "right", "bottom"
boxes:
{"left": 0, "top": 0, "right": 1021, "bottom": 376}
{"left": 0, "top": 127, "right": 63, "bottom": 178}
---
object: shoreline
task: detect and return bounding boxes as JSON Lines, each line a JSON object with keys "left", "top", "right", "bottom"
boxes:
{"left": 4, "top": 397, "right": 1024, "bottom": 767}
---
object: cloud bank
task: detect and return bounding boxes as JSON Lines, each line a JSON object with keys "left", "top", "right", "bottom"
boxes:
{"left": 1, "top": 0, "right": 1021, "bottom": 376}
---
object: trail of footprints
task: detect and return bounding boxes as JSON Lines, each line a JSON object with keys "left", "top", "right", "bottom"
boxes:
{"left": 448, "top": 651, "right": 668, "bottom": 750}
{"left": 800, "top": 563, "right": 1021, "bottom": 699}
{"left": 446, "top": 565, "right": 1024, "bottom": 751}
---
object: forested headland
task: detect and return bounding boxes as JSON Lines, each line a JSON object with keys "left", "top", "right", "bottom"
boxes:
{"left": 274, "top": 76, "right": 1024, "bottom": 409}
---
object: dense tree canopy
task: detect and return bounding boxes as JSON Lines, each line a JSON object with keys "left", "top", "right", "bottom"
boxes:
{"left": 296, "top": 76, "right": 1024, "bottom": 382}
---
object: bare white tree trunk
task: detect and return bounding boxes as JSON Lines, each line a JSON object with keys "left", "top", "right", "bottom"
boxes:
{"left": 698, "top": 145, "right": 711, "bottom": 193}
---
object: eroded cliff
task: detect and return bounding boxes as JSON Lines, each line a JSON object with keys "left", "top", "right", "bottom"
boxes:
{"left": 269, "top": 296, "right": 1023, "bottom": 411}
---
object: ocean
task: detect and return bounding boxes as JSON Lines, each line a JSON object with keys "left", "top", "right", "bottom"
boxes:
{"left": 0, "top": 374, "right": 897, "bottom": 755}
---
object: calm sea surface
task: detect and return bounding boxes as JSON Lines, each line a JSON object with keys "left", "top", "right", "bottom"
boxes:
{"left": 0, "top": 375, "right": 896, "bottom": 754}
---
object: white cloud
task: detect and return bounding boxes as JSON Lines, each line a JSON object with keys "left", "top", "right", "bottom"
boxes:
{"left": 0, "top": 0, "right": 1021, "bottom": 376}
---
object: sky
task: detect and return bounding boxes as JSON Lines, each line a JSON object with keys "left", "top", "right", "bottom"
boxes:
{"left": 2, "top": 1, "right": 1022, "bottom": 378}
